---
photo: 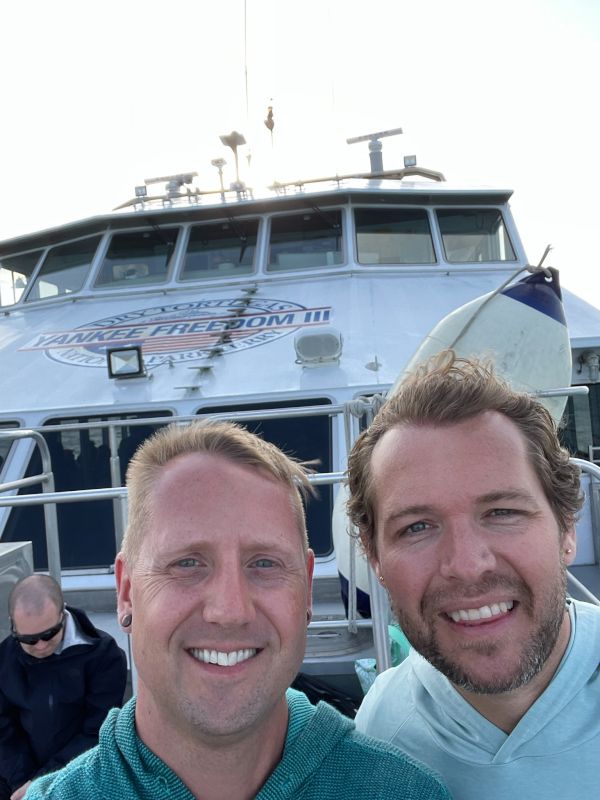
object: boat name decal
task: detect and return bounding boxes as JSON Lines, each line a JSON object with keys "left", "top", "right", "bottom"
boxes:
{"left": 20, "top": 298, "right": 333, "bottom": 368}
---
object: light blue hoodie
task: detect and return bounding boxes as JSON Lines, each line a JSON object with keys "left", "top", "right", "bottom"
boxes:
{"left": 356, "top": 599, "right": 600, "bottom": 799}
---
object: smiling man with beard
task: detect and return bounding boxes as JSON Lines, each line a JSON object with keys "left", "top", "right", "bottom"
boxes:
{"left": 349, "top": 351, "right": 600, "bottom": 800}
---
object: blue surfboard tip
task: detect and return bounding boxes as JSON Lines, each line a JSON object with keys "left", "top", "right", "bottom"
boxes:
{"left": 501, "top": 268, "right": 566, "bottom": 326}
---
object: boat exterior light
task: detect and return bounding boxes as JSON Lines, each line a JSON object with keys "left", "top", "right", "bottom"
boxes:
{"left": 107, "top": 346, "right": 146, "bottom": 379}
{"left": 294, "top": 327, "right": 343, "bottom": 366}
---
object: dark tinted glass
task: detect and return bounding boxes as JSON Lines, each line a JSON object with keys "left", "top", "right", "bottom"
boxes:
{"left": 437, "top": 209, "right": 516, "bottom": 262}
{"left": 268, "top": 211, "right": 342, "bottom": 271}
{"left": 355, "top": 208, "right": 435, "bottom": 264}
{"left": 3, "top": 412, "right": 170, "bottom": 569}
{"left": 181, "top": 219, "right": 258, "bottom": 279}
{"left": 95, "top": 228, "right": 179, "bottom": 287}
{"left": 26, "top": 237, "right": 101, "bottom": 301}
{"left": 199, "top": 399, "right": 334, "bottom": 556}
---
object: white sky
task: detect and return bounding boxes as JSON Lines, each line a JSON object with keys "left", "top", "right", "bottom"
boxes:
{"left": 1, "top": 0, "right": 599, "bottom": 301}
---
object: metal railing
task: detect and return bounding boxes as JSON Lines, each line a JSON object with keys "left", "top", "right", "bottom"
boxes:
{"left": 0, "top": 405, "right": 374, "bottom": 644}
{"left": 2, "top": 406, "right": 600, "bottom": 678}
{"left": 568, "top": 458, "right": 600, "bottom": 606}
{"left": 0, "top": 430, "right": 62, "bottom": 581}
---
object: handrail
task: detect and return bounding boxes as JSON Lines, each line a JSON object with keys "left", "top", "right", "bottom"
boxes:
{"left": 6, "top": 403, "right": 344, "bottom": 439}
{"left": 0, "top": 410, "right": 363, "bottom": 635}
{"left": 570, "top": 458, "right": 600, "bottom": 480}
{"left": 0, "top": 486, "right": 128, "bottom": 506}
{"left": 0, "top": 475, "right": 349, "bottom": 507}
{"left": 569, "top": 457, "right": 600, "bottom": 605}
{"left": 2, "top": 410, "right": 599, "bottom": 671}
{"left": 588, "top": 445, "right": 600, "bottom": 465}
{"left": 0, "top": 429, "right": 61, "bottom": 582}
{"left": 346, "top": 397, "right": 393, "bottom": 673}
{"left": 567, "top": 572, "right": 600, "bottom": 606}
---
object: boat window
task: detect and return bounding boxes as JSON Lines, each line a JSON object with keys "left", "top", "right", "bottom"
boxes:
{"left": 561, "top": 386, "right": 600, "bottom": 460}
{"left": 2, "top": 412, "right": 170, "bottom": 570}
{"left": 0, "top": 250, "right": 44, "bottom": 306}
{"left": 354, "top": 208, "right": 436, "bottom": 265}
{"left": 25, "top": 236, "right": 101, "bottom": 302}
{"left": 267, "top": 211, "right": 343, "bottom": 272}
{"left": 437, "top": 209, "right": 516, "bottom": 262}
{"left": 94, "top": 228, "right": 179, "bottom": 288}
{"left": 180, "top": 219, "right": 258, "bottom": 280}
{"left": 0, "top": 422, "right": 19, "bottom": 477}
{"left": 198, "top": 399, "right": 334, "bottom": 557}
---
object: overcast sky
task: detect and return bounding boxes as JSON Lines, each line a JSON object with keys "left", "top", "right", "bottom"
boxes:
{"left": 1, "top": 0, "right": 598, "bottom": 301}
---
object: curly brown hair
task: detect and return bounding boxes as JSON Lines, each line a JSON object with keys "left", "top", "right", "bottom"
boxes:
{"left": 347, "top": 350, "right": 583, "bottom": 559}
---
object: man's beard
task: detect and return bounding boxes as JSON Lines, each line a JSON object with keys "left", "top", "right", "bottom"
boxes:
{"left": 393, "top": 567, "right": 568, "bottom": 694}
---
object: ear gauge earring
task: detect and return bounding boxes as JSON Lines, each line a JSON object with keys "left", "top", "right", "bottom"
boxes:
{"left": 120, "top": 613, "right": 132, "bottom": 628}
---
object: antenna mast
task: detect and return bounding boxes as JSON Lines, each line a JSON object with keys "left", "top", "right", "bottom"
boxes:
{"left": 346, "top": 127, "right": 403, "bottom": 173}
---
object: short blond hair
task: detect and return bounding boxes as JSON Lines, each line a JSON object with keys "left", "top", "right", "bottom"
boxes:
{"left": 121, "top": 420, "right": 313, "bottom": 564}
{"left": 347, "top": 351, "right": 583, "bottom": 558}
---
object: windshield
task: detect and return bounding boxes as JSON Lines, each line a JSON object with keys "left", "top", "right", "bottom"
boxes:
{"left": 26, "top": 236, "right": 101, "bottom": 302}
{"left": 0, "top": 250, "right": 43, "bottom": 306}
{"left": 437, "top": 209, "right": 516, "bottom": 262}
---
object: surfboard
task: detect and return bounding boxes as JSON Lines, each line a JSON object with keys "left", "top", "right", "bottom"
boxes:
{"left": 390, "top": 267, "right": 571, "bottom": 424}
{"left": 333, "top": 268, "right": 572, "bottom": 617}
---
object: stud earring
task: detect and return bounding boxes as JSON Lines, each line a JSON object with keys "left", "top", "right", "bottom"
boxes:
{"left": 565, "top": 548, "right": 573, "bottom": 555}
{"left": 378, "top": 575, "right": 385, "bottom": 584}
{"left": 120, "top": 613, "right": 132, "bottom": 628}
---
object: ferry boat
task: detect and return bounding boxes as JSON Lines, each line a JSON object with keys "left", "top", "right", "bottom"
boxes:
{"left": 1, "top": 129, "right": 599, "bottom": 701}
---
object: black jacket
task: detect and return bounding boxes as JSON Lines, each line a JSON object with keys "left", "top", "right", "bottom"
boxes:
{"left": 0, "top": 606, "right": 127, "bottom": 794}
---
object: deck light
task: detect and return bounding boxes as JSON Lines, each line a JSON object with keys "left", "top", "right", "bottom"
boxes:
{"left": 404, "top": 155, "right": 417, "bottom": 168}
{"left": 107, "top": 346, "right": 146, "bottom": 379}
{"left": 294, "top": 327, "right": 343, "bottom": 366}
{"left": 211, "top": 158, "right": 227, "bottom": 200}
{"left": 219, "top": 131, "right": 246, "bottom": 187}
{"left": 135, "top": 186, "right": 147, "bottom": 198}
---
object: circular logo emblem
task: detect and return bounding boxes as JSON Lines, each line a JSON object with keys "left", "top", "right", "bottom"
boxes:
{"left": 34, "top": 297, "right": 331, "bottom": 369}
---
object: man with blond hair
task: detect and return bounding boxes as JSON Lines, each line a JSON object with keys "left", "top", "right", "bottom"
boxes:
{"left": 349, "top": 351, "right": 600, "bottom": 799}
{"left": 26, "top": 420, "right": 450, "bottom": 800}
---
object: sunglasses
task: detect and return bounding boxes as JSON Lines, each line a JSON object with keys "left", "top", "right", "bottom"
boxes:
{"left": 11, "top": 615, "right": 64, "bottom": 646}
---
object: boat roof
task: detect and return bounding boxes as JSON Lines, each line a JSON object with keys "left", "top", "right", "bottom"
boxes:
{"left": 0, "top": 172, "right": 514, "bottom": 256}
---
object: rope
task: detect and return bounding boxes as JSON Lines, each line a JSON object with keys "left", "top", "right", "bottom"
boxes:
{"left": 345, "top": 394, "right": 386, "bottom": 419}
{"left": 449, "top": 245, "right": 554, "bottom": 350}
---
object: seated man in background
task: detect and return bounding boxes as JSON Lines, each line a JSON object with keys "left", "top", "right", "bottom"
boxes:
{"left": 0, "top": 575, "right": 127, "bottom": 800}
{"left": 348, "top": 351, "right": 600, "bottom": 799}
{"left": 26, "top": 421, "right": 450, "bottom": 800}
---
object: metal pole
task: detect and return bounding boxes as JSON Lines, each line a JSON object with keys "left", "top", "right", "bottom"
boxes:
{"left": 108, "top": 427, "right": 127, "bottom": 553}
{"left": 367, "top": 563, "right": 392, "bottom": 672}
{"left": 0, "top": 430, "right": 63, "bottom": 585}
